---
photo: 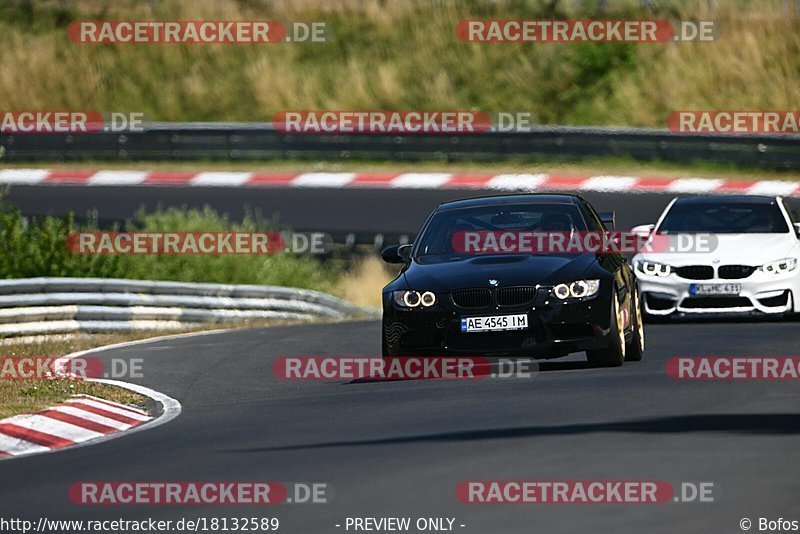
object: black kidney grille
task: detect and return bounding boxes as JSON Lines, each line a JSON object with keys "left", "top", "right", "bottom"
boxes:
{"left": 451, "top": 289, "right": 491, "bottom": 308}
{"left": 675, "top": 265, "right": 714, "bottom": 280}
{"left": 497, "top": 286, "right": 536, "bottom": 306}
{"left": 718, "top": 265, "right": 756, "bottom": 279}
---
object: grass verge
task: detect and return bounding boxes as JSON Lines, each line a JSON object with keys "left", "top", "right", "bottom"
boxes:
{"left": 0, "top": 332, "right": 159, "bottom": 419}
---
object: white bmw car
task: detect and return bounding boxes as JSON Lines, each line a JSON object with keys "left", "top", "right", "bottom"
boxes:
{"left": 632, "top": 195, "right": 800, "bottom": 318}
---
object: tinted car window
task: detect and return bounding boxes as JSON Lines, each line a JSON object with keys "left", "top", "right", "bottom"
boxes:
{"left": 415, "top": 203, "right": 588, "bottom": 258}
{"left": 581, "top": 201, "right": 608, "bottom": 231}
{"left": 658, "top": 201, "right": 789, "bottom": 234}
{"left": 783, "top": 198, "right": 800, "bottom": 225}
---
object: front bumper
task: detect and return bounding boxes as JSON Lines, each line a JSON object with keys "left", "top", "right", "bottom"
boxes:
{"left": 382, "top": 289, "right": 613, "bottom": 358}
{"left": 637, "top": 272, "right": 797, "bottom": 317}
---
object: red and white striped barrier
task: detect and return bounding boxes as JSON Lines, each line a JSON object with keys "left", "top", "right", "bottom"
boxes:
{"left": 0, "top": 169, "right": 798, "bottom": 195}
{"left": 0, "top": 395, "right": 151, "bottom": 458}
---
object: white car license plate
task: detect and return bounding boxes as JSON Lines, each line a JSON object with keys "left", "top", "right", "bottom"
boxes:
{"left": 690, "top": 283, "right": 742, "bottom": 296}
{"left": 460, "top": 314, "right": 528, "bottom": 333}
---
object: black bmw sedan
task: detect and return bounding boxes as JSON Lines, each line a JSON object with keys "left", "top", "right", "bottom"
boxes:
{"left": 380, "top": 194, "right": 644, "bottom": 367}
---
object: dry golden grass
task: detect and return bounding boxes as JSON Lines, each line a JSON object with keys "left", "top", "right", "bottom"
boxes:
{"left": 334, "top": 254, "right": 397, "bottom": 309}
{"left": 599, "top": 6, "right": 800, "bottom": 125}
{"left": 0, "top": 0, "right": 796, "bottom": 127}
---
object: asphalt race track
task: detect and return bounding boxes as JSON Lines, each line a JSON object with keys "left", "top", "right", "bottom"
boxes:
{"left": 1, "top": 319, "right": 799, "bottom": 533}
{"left": 1, "top": 184, "right": 799, "bottom": 533}
{"left": 6, "top": 185, "right": 681, "bottom": 235}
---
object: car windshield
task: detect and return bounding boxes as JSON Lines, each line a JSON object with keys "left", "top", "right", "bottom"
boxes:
{"left": 414, "top": 203, "right": 588, "bottom": 260}
{"left": 658, "top": 201, "right": 789, "bottom": 234}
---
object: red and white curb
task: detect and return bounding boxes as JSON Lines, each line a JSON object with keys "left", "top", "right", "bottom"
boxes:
{"left": 0, "top": 395, "right": 151, "bottom": 458}
{"left": 1, "top": 169, "right": 798, "bottom": 196}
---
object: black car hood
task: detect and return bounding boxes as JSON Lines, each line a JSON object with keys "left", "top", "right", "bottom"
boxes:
{"left": 402, "top": 254, "right": 599, "bottom": 291}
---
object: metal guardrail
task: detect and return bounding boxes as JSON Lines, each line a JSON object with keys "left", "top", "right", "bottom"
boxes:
{"left": 1, "top": 123, "right": 799, "bottom": 169}
{"left": 0, "top": 278, "right": 375, "bottom": 337}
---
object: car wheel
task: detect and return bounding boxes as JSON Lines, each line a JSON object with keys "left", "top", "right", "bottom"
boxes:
{"left": 626, "top": 286, "right": 645, "bottom": 361}
{"left": 586, "top": 290, "right": 625, "bottom": 367}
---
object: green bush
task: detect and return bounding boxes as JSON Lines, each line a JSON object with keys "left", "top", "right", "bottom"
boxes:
{"left": 0, "top": 202, "right": 338, "bottom": 290}
{"left": 0, "top": 206, "right": 123, "bottom": 279}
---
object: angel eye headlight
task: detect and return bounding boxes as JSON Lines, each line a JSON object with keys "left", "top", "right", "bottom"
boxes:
{"left": 420, "top": 291, "right": 437, "bottom": 307}
{"left": 571, "top": 279, "right": 600, "bottom": 298}
{"left": 392, "top": 290, "right": 436, "bottom": 308}
{"left": 570, "top": 280, "right": 589, "bottom": 298}
{"left": 553, "top": 283, "right": 571, "bottom": 299}
{"left": 760, "top": 258, "right": 798, "bottom": 275}
{"left": 552, "top": 279, "right": 600, "bottom": 300}
{"left": 391, "top": 290, "right": 420, "bottom": 308}
{"left": 636, "top": 260, "right": 672, "bottom": 277}
{"left": 404, "top": 291, "right": 420, "bottom": 307}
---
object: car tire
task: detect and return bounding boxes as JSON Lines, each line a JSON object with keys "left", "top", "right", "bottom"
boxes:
{"left": 626, "top": 286, "right": 645, "bottom": 362}
{"left": 586, "top": 290, "right": 625, "bottom": 367}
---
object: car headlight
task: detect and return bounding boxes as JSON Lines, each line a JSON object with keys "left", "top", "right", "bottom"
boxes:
{"left": 551, "top": 279, "right": 600, "bottom": 300}
{"left": 636, "top": 260, "right": 672, "bottom": 277}
{"left": 759, "top": 258, "right": 798, "bottom": 275}
{"left": 392, "top": 290, "right": 437, "bottom": 308}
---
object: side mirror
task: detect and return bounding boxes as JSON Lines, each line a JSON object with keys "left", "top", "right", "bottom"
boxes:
{"left": 599, "top": 211, "right": 616, "bottom": 230}
{"left": 794, "top": 222, "right": 800, "bottom": 238}
{"left": 630, "top": 224, "right": 656, "bottom": 236}
{"left": 381, "top": 244, "right": 412, "bottom": 264}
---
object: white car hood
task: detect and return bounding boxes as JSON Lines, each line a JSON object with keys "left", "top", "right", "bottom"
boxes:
{"left": 635, "top": 233, "right": 800, "bottom": 266}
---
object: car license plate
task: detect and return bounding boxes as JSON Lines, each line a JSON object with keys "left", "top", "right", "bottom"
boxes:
{"left": 460, "top": 314, "right": 528, "bottom": 333}
{"left": 690, "top": 283, "right": 742, "bottom": 296}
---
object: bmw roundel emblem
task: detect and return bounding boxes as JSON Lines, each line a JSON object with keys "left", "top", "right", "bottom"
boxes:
{"left": 489, "top": 279, "right": 499, "bottom": 286}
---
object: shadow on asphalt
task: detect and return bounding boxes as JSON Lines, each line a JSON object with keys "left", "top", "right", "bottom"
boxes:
{"left": 347, "top": 359, "right": 596, "bottom": 383}
{"left": 231, "top": 413, "right": 800, "bottom": 453}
